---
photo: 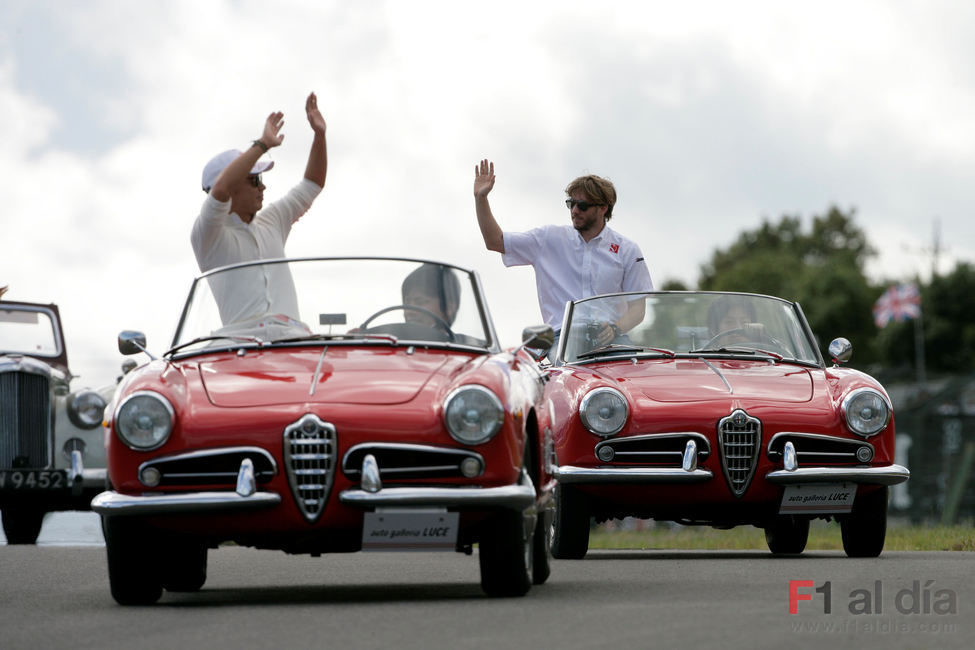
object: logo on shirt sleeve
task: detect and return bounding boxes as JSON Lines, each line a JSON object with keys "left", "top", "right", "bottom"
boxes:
{"left": 609, "top": 243, "right": 619, "bottom": 254}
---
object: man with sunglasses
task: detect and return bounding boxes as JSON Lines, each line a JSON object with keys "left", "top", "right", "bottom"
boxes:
{"left": 473, "top": 159, "right": 652, "bottom": 355}
{"left": 191, "top": 92, "right": 327, "bottom": 326}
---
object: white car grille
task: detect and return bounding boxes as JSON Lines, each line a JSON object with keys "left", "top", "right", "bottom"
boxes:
{"left": 717, "top": 409, "right": 760, "bottom": 497}
{"left": 283, "top": 414, "right": 335, "bottom": 522}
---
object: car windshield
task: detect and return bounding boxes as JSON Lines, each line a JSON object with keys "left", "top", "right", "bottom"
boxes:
{"left": 0, "top": 306, "right": 60, "bottom": 357}
{"left": 559, "top": 292, "right": 821, "bottom": 365}
{"left": 171, "top": 258, "right": 495, "bottom": 354}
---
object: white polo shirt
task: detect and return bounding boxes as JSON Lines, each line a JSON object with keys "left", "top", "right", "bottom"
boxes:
{"left": 190, "top": 179, "right": 321, "bottom": 326}
{"left": 502, "top": 224, "right": 653, "bottom": 328}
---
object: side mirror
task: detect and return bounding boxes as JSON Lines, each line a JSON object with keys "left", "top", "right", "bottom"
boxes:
{"left": 118, "top": 330, "right": 149, "bottom": 356}
{"left": 828, "top": 337, "right": 852, "bottom": 365}
{"left": 521, "top": 325, "right": 554, "bottom": 359}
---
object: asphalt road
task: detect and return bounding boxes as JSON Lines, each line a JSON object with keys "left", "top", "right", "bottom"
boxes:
{"left": 1, "top": 514, "right": 971, "bottom": 649}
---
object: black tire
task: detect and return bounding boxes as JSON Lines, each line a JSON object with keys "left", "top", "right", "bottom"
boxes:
{"left": 841, "top": 486, "right": 888, "bottom": 558}
{"left": 532, "top": 506, "right": 552, "bottom": 585}
{"left": 103, "top": 517, "right": 163, "bottom": 605}
{"left": 551, "top": 484, "right": 590, "bottom": 559}
{"left": 1, "top": 507, "right": 45, "bottom": 544}
{"left": 764, "top": 516, "right": 810, "bottom": 554}
{"left": 479, "top": 509, "right": 533, "bottom": 597}
{"left": 161, "top": 539, "right": 208, "bottom": 592}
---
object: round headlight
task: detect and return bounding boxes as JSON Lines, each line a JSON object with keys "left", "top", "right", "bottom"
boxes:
{"left": 68, "top": 390, "right": 108, "bottom": 429}
{"left": 444, "top": 385, "right": 504, "bottom": 445}
{"left": 842, "top": 388, "right": 891, "bottom": 438}
{"left": 115, "top": 391, "right": 174, "bottom": 450}
{"left": 580, "top": 387, "right": 628, "bottom": 436}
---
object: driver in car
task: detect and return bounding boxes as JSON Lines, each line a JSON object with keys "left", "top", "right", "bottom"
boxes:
{"left": 401, "top": 264, "right": 460, "bottom": 331}
{"left": 705, "top": 296, "right": 766, "bottom": 346}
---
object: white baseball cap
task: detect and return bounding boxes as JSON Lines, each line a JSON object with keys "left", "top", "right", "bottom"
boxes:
{"left": 201, "top": 149, "right": 275, "bottom": 192}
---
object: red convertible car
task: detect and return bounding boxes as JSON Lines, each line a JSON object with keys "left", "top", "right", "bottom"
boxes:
{"left": 547, "top": 291, "right": 909, "bottom": 559}
{"left": 92, "top": 257, "right": 555, "bottom": 604}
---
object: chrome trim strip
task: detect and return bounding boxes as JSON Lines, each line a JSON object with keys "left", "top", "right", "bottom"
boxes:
{"left": 339, "top": 483, "right": 535, "bottom": 511}
{"left": 767, "top": 431, "right": 874, "bottom": 456}
{"left": 553, "top": 465, "right": 713, "bottom": 484}
{"left": 91, "top": 489, "right": 281, "bottom": 517}
{"left": 765, "top": 464, "right": 910, "bottom": 486}
{"left": 137, "top": 446, "right": 278, "bottom": 476}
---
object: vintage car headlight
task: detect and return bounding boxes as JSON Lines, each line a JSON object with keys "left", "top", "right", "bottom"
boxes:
{"left": 67, "top": 389, "right": 108, "bottom": 429}
{"left": 842, "top": 388, "right": 891, "bottom": 438}
{"left": 115, "top": 391, "right": 174, "bottom": 450}
{"left": 580, "top": 387, "right": 628, "bottom": 437}
{"left": 444, "top": 385, "right": 504, "bottom": 445}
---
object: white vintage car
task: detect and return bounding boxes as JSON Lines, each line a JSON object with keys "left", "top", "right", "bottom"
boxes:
{"left": 1, "top": 299, "right": 116, "bottom": 543}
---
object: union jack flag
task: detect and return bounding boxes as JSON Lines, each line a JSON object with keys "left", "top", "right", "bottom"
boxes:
{"left": 873, "top": 283, "right": 921, "bottom": 328}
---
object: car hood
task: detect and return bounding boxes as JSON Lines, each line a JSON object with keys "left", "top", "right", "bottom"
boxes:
{"left": 598, "top": 358, "right": 814, "bottom": 403}
{"left": 197, "top": 347, "right": 452, "bottom": 407}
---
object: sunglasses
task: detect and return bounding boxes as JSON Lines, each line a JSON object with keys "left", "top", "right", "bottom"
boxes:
{"left": 246, "top": 174, "right": 263, "bottom": 188}
{"left": 565, "top": 198, "right": 604, "bottom": 211}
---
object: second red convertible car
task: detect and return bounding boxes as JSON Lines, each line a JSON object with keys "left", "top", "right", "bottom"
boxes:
{"left": 546, "top": 291, "right": 909, "bottom": 559}
{"left": 92, "top": 257, "right": 555, "bottom": 604}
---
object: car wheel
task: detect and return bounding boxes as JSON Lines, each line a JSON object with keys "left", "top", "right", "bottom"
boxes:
{"left": 532, "top": 505, "right": 553, "bottom": 585}
{"left": 551, "top": 484, "right": 590, "bottom": 559}
{"left": 1, "top": 507, "right": 45, "bottom": 544}
{"left": 764, "top": 516, "right": 810, "bottom": 554}
{"left": 103, "top": 517, "right": 163, "bottom": 605}
{"left": 479, "top": 508, "right": 533, "bottom": 597}
{"left": 161, "top": 538, "right": 208, "bottom": 592}
{"left": 841, "top": 486, "right": 888, "bottom": 558}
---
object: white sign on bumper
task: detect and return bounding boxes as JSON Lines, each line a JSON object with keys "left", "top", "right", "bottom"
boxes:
{"left": 362, "top": 509, "right": 460, "bottom": 551}
{"left": 779, "top": 483, "right": 857, "bottom": 514}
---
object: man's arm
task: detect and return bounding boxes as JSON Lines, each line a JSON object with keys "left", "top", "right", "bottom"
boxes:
{"left": 303, "top": 92, "right": 327, "bottom": 188}
{"left": 474, "top": 159, "right": 504, "bottom": 253}
{"left": 211, "top": 112, "right": 284, "bottom": 202}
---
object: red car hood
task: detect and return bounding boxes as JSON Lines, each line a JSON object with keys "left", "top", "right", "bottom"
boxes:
{"left": 600, "top": 358, "right": 814, "bottom": 403}
{"left": 197, "top": 347, "right": 451, "bottom": 407}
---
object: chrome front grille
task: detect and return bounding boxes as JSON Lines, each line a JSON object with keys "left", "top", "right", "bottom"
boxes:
{"left": 593, "top": 433, "right": 711, "bottom": 465}
{"left": 0, "top": 371, "right": 51, "bottom": 468}
{"left": 138, "top": 446, "right": 277, "bottom": 487}
{"left": 342, "top": 443, "right": 484, "bottom": 480}
{"left": 718, "top": 409, "right": 760, "bottom": 497}
{"left": 283, "top": 414, "right": 335, "bottom": 523}
{"left": 767, "top": 432, "right": 874, "bottom": 465}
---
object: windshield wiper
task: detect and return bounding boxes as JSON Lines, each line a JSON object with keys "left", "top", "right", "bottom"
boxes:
{"left": 690, "top": 346, "right": 784, "bottom": 362}
{"left": 166, "top": 334, "right": 266, "bottom": 356}
{"left": 273, "top": 332, "right": 401, "bottom": 344}
{"left": 577, "top": 344, "right": 676, "bottom": 360}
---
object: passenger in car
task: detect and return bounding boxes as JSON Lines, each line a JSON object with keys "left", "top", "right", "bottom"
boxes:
{"left": 472, "top": 159, "right": 652, "bottom": 355}
{"left": 191, "top": 92, "right": 328, "bottom": 326}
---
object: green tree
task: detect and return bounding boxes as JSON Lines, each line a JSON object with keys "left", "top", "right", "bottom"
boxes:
{"left": 698, "top": 205, "right": 879, "bottom": 364}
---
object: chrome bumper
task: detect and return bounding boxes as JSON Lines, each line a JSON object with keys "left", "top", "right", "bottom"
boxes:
{"left": 91, "top": 489, "right": 282, "bottom": 517}
{"left": 765, "top": 464, "right": 910, "bottom": 486}
{"left": 553, "top": 465, "right": 714, "bottom": 484}
{"left": 339, "top": 483, "right": 536, "bottom": 511}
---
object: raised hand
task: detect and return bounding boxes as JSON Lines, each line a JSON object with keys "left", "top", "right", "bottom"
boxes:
{"left": 306, "top": 92, "right": 326, "bottom": 135}
{"left": 261, "top": 111, "right": 285, "bottom": 148}
{"left": 473, "top": 159, "right": 495, "bottom": 198}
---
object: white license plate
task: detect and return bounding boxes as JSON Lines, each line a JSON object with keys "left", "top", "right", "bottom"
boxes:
{"left": 0, "top": 469, "right": 68, "bottom": 491}
{"left": 362, "top": 509, "right": 459, "bottom": 552}
{"left": 779, "top": 483, "right": 857, "bottom": 514}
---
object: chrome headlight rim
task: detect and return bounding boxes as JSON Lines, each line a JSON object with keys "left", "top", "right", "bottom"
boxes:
{"left": 114, "top": 390, "right": 175, "bottom": 451}
{"left": 841, "top": 387, "right": 891, "bottom": 438}
{"left": 443, "top": 384, "right": 505, "bottom": 446}
{"left": 67, "top": 389, "right": 108, "bottom": 429}
{"left": 579, "top": 387, "right": 629, "bottom": 437}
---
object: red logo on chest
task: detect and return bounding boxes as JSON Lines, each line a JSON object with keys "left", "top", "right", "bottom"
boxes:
{"left": 609, "top": 243, "right": 619, "bottom": 254}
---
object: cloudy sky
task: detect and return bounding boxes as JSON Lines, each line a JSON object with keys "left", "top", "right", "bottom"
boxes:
{"left": 1, "top": 0, "right": 972, "bottom": 386}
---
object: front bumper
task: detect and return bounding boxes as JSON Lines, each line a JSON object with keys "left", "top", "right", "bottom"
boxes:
{"left": 765, "top": 464, "right": 910, "bottom": 486}
{"left": 554, "top": 465, "right": 714, "bottom": 484}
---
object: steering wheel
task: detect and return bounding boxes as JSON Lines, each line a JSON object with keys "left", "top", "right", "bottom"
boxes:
{"left": 704, "top": 328, "right": 790, "bottom": 356}
{"left": 358, "top": 304, "right": 455, "bottom": 342}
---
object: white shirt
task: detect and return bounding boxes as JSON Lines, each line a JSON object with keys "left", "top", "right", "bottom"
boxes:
{"left": 502, "top": 224, "right": 653, "bottom": 328}
{"left": 190, "top": 179, "right": 321, "bottom": 326}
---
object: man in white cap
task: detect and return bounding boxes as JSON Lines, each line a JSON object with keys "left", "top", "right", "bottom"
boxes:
{"left": 192, "top": 92, "right": 327, "bottom": 326}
